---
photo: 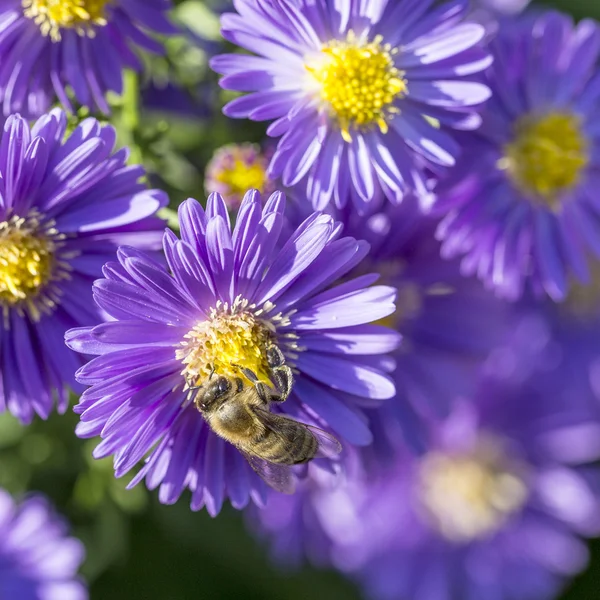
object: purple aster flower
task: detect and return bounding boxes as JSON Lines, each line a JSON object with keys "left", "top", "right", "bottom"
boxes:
{"left": 0, "top": 489, "right": 87, "bottom": 600}
{"left": 0, "top": 109, "right": 167, "bottom": 424}
{"left": 0, "top": 0, "right": 175, "bottom": 117}
{"left": 252, "top": 378, "right": 600, "bottom": 600}
{"left": 434, "top": 10, "right": 600, "bottom": 301}
{"left": 65, "top": 190, "right": 398, "bottom": 515}
{"left": 211, "top": 0, "right": 491, "bottom": 212}
{"left": 205, "top": 143, "right": 276, "bottom": 211}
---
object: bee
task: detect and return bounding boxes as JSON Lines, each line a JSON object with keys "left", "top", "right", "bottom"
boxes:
{"left": 192, "top": 345, "right": 342, "bottom": 494}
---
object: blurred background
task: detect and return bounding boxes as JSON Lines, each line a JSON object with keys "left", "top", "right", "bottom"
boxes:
{"left": 2, "top": 0, "right": 600, "bottom": 598}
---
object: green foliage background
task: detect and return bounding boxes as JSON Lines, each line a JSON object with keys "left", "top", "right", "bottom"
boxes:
{"left": 2, "top": 1, "right": 599, "bottom": 598}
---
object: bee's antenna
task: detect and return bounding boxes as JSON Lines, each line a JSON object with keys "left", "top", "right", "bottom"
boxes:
{"left": 185, "top": 375, "right": 203, "bottom": 392}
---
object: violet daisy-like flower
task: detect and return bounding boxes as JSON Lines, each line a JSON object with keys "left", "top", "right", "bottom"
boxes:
{"left": 205, "top": 143, "right": 276, "bottom": 211}
{"left": 434, "top": 10, "right": 600, "bottom": 301}
{"left": 0, "top": 489, "right": 87, "bottom": 599}
{"left": 65, "top": 190, "right": 398, "bottom": 515}
{"left": 253, "top": 380, "right": 600, "bottom": 600}
{"left": 0, "top": 0, "right": 175, "bottom": 117}
{"left": 0, "top": 109, "right": 167, "bottom": 423}
{"left": 211, "top": 0, "right": 491, "bottom": 212}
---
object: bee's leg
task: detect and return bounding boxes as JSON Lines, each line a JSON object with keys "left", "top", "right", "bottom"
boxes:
{"left": 255, "top": 382, "right": 270, "bottom": 404}
{"left": 231, "top": 363, "right": 260, "bottom": 384}
{"left": 271, "top": 365, "right": 293, "bottom": 402}
{"left": 266, "top": 345, "right": 286, "bottom": 368}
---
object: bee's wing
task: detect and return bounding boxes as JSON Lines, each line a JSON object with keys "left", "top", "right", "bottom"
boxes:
{"left": 241, "top": 451, "right": 296, "bottom": 495}
{"left": 254, "top": 407, "right": 343, "bottom": 460}
{"left": 301, "top": 422, "right": 342, "bottom": 459}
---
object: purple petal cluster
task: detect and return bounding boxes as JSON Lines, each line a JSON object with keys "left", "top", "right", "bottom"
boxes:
{"left": 211, "top": 0, "right": 491, "bottom": 212}
{"left": 66, "top": 191, "right": 399, "bottom": 515}
{"left": 474, "top": 0, "right": 532, "bottom": 16}
{"left": 0, "top": 489, "right": 87, "bottom": 600}
{"left": 434, "top": 11, "right": 600, "bottom": 301}
{"left": 0, "top": 0, "right": 175, "bottom": 117}
{"left": 0, "top": 110, "right": 166, "bottom": 423}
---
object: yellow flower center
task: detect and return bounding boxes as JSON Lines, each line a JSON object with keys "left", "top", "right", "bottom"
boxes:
{"left": 502, "top": 112, "right": 589, "bottom": 208}
{"left": 176, "top": 298, "right": 278, "bottom": 389}
{"left": 306, "top": 31, "right": 406, "bottom": 143}
{"left": 216, "top": 159, "right": 267, "bottom": 197}
{"left": 418, "top": 437, "right": 529, "bottom": 543}
{"left": 0, "top": 213, "right": 68, "bottom": 322}
{"left": 206, "top": 144, "right": 270, "bottom": 208}
{"left": 23, "top": 0, "right": 110, "bottom": 41}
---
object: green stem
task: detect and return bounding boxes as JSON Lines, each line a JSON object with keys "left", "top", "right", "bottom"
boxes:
{"left": 122, "top": 70, "right": 143, "bottom": 165}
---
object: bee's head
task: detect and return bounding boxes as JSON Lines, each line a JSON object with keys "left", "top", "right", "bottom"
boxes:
{"left": 196, "top": 376, "right": 232, "bottom": 412}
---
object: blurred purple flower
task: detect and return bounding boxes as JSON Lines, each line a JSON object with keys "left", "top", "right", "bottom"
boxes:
{"left": 205, "top": 143, "right": 276, "bottom": 211}
{"left": 66, "top": 191, "right": 398, "bottom": 515}
{"left": 475, "top": 0, "right": 531, "bottom": 15}
{"left": 0, "top": 110, "right": 166, "bottom": 424}
{"left": 211, "top": 0, "right": 491, "bottom": 212}
{"left": 0, "top": 489, "right": 87, "bottom": 600}
{"left": 142, "top": 82, "right": 213, "bottom": 120}
{"left": 253, "top": 378, "right": 600, "bottom": 600}
{"left": 434, "top": 11, "right": 600, "bottom": 301}
{"left": 0, "top": 0, "right": 176, "bottom": 117}
{"left": 469, "top": 0, "right": 534, "bottom": 36}
{"left": 484, "top": 267, "right": 600, "bottom": 420}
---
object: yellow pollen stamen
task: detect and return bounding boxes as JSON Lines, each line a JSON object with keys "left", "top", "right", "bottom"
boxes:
{"left": 207, "top": 144, "right": 270, "bottom": 204}
{"left": 306, "top": 31, "right": 406, "bottom": 142}
{"left": 0, "top": 213, "right": 69, "bottom": 322}
{"left": 418, "top": 437, "right": 529, "bottom": 543}
{"left": 501, "top": 112, "right": 589, "bottom": 208}
{"left": 177, "top": 298, "right": 278, "bottom": 389}
{"left": 23, "top": 0, "right": 111, "bottom": 41}
{"left": 215, "top": 159, "right": 267, "bottom": 196}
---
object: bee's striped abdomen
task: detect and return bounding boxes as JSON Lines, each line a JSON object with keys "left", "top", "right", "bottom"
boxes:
{"left": 256, "top": 427, "right": 318, "bottom": 465}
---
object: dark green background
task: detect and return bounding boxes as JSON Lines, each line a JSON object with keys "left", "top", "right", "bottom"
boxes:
{"left": 2, "top": 0, "right": 600, "bottom": 598}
